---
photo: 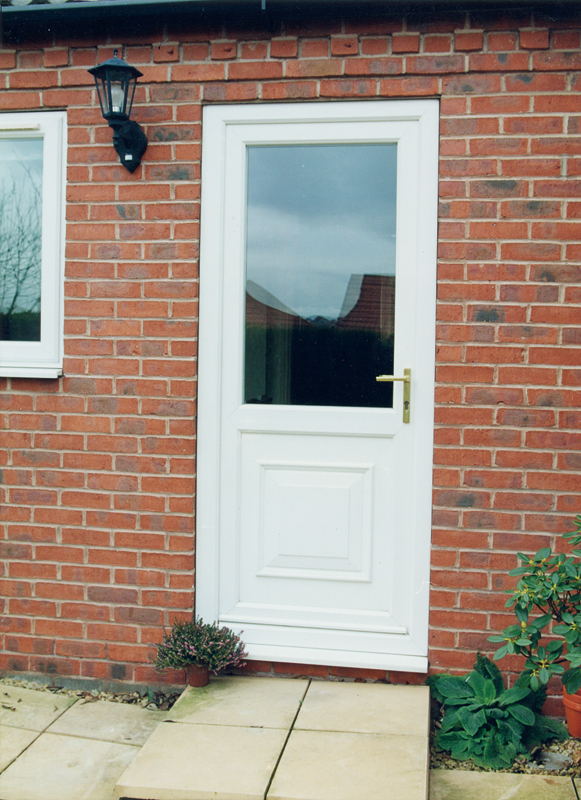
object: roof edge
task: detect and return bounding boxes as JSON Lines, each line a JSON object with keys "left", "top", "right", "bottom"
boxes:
{"left": 3, "top": 0, "right": 580, "bottom": 14}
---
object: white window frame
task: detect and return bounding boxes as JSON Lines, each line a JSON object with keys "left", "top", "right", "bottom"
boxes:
{"left": 0, "top": 111, "right": 66, "bottom": 379}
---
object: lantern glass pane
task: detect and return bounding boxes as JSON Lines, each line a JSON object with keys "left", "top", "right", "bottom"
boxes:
{"left": 95, "top": 75, "right": 108, "bottom": 115}
{"left": 110, "top": 81, "right": 125, "bottom": 114}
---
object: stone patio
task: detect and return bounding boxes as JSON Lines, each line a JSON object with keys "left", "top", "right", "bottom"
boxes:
{"left": 1, "top": 676, "right": 579, "bottom": 800}
{"left": 116, "top": 677, "right": 430, "bottom": 800}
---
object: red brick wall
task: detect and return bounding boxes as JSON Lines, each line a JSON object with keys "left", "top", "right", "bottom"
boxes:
{"left": 0, "top": 5, "right": 580, "bottom": 689}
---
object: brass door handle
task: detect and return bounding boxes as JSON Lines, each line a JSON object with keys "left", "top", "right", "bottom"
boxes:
{"left": 376, "top": 368, "right": 411, "bottom": 423}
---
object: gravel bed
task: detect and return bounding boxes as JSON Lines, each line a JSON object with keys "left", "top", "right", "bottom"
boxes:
{"left": 0, "top": 676, "right": 183, "bottom": 712}
{"left": 430, "top": 738, "right": 581, "bottom": 777}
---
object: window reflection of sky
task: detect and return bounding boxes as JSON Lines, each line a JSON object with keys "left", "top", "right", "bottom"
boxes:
{"left": 0, "top": 137, "right": 43, "bottom": 317}
{"left": 246, "top": 144, "right": 397, "bottom": 321}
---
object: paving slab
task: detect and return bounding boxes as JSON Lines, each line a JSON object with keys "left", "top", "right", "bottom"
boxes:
{"left": 267, "top": 728, "right": 429, "bottom": 800}
{"left": 167, "top": 676, "right": 309, "bottom": 729}
{"left": 430, "top": 770, "right": 577, "bottom": 800}
{"left": 0, "top": 683, "right": 78, "bottom": 731}
{"left": 115, "top": 720, "right": 289, "bottom": 800}
{"left": 0, "top": 731, "right": 140, "bottom": 800}
{"left": 0, "top": 725, "right": 40, "bottom": 772}
{"left": 48, "top": 697, "right": 167, "bottom": 745}
{"left": 296, "top": 681, "right": 430, "bottom": 737}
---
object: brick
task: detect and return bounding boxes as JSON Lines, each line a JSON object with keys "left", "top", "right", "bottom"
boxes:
{"left": 320, "top": 79, "right": 377, "bottom": 97}
{"left": 361, "top": 38, "right": 388, "bottom": 55}
{"left": 330, "top": 37, "right": 359, "bottom": 56}
{"left": 153, "top": 45, "right": 179, "bottom": 63}
{"left": 392, "top": 34, "right": 420, "bottom": 53}
{"left": 270, "top": 39, "right": 298, "bottom": 58}
{"left": 301, "top": 39, "right": 329, "bottom": 58}
{"left": 379, "top": 76, "right": 439, "bottom": 96}
{"left": 10, "top": 71, "right": 59, "bottom": 89}
{"left": 433, "top": 448, "right": 492, "bottom": 467}
{"left": 273, "top": 661, "right": 329, "bottom": 678}
{"left": 468, "top": 52, "right": 529, "bottom": 71}
{"left": 406, "top": 54, "right": 464, "bottom": 73}
{"left": 204, "top": 82, "right": 258, "bottom": 102}
{"left": 504, "top": 73, "right": 567, "bottom": 93}
{"left": 286, "top": 59, "right": 342, "bottom": 78}
{"left": 211, "top": 41, "right": 236, "bottom": 59}
{"left": 344, "top": 58, "right": 401, "bottom": 76}
{"left": 454, "top": 32, "right": 484, "bottom": 51}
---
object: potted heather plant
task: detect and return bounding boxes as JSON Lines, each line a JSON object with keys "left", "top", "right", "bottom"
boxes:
{"left": 154, "top": 617, "right": 247, "bottom": 687}
{"left": 488, "top": 515, "right": 581, "bottom": 734}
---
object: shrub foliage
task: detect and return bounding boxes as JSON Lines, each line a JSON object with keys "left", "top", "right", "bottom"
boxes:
{"left": 428, "top": 655, "right": 567, "bottom": 770}
{"left": 154, "top": 618, "right": 247, "bottom": 675}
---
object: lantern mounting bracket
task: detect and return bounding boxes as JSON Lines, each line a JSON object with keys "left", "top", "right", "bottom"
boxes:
{"left": 109, "top": 118, "right": 148, "bottom": 174}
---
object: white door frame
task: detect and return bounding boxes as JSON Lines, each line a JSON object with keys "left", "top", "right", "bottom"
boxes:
{"left": 196, "top": 100, "right": 439, "bottom": 672}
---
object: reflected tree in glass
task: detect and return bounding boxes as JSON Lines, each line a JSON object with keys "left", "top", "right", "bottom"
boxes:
{"left": 245, "top": 143, "right": 397, "bottom": 409}
{"left": 0, "top": 138, "right": 43, "bottom": 342}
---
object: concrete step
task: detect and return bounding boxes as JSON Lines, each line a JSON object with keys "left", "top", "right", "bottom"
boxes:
{"left": 115, "top": 675, "right": 430, "bottom": 800}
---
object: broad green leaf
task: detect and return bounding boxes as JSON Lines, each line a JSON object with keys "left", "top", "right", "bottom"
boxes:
{"left": 535, "top": 548, "right": 552, "bottom": 561}
{"left": 437, "top": 731, "right": 469, "bottom": 752}
{"left": 498, "top": 685, "right": 530, "bottom": 706}
{"left": 504, "top": 715, "right": 524, "bottom": 738}
{"left": 539, "top": 666, "right": 550, "bottom": 684}
{"left": 493, "top": 644, "right": 509, "bottom": 661}
{"left": 535, "top": 716, "right": 568, "bottom": 741}
{"left": 563, "top": 668, "right": 581, "bottom": 695}
{"left": 436, "top": 677, "right": 474, "bottom": 699}
{"left": 440, "top": 711, "right": 460, "bottom": 732}
{"left": 467, "top": 670, "right": 486, "bottom": 699}
{"left": 508, "top": 704, "right": 535, "bottom": 726}
{"left": 458, "top": 706, "right": 486, "bottom": 736}
{"left": 481, "top": 679, "right": 497, "bottom": 705}
{"left": 474, "top": 653, "right": 504, "bottom": 695}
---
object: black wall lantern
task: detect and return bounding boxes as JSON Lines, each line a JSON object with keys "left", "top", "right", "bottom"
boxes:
{"left": 88, "top": 50, "right": 148, "bottom": 174}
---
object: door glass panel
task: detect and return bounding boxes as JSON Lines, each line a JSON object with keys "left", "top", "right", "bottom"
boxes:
{"left": 245, "top": 143, "right": 397, "bottom": 408}
{"left": 0, "top": 137, "right": 43, "bottom": 342}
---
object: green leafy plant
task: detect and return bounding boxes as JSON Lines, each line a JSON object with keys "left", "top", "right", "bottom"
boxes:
{"left": 488, "top": 514, "right": 581, "bottom": 693}
{"left": 428, "top": 655, "right": 567, "bottom": 770}
{"left": 154, "top": 617, "right": 247, "bottom": 675}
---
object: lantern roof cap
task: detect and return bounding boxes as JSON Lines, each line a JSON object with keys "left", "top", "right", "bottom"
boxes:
{"left": 88, "top": 50, "right": 143, "bottom": 79}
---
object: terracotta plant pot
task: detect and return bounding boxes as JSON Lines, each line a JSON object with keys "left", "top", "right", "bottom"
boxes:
{"left": 562, "top": 687, "right": 581, "bottom": 738}
{"left": 186, "top": 664, "right": 210, "bottom": 687}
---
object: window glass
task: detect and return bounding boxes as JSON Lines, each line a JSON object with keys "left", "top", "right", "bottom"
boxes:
{"left": 245, "top": 143, "right": 397, "bottom": 408}
{"left": 0, "top": 137, "right": 43, "bottom": 342}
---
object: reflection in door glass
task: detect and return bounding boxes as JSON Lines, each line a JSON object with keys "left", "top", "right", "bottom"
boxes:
{"left": 245, "top": 143, "right": 397, "bottom": 408}
{"left": 0, "top": 137, "right": 43, "bottom": 342}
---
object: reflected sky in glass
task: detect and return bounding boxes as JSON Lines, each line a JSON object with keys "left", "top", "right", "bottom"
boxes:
{"left": 0, "top": 137, "right": 43, "bottom": 323}
{"left": 246, "top": 143, "right": 397, "bottom": 321}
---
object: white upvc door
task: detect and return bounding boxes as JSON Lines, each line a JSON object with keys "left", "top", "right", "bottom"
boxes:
{"left": 197, "top": 100, "right": 438, "bottom": 672}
